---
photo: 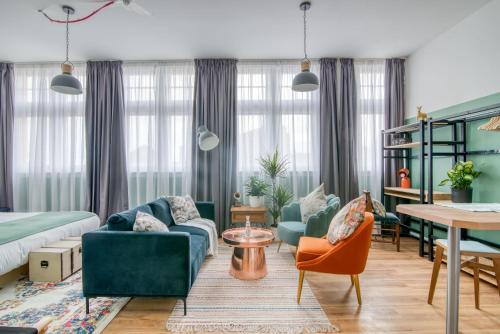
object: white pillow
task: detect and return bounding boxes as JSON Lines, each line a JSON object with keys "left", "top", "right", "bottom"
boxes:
{"left": 299, "top": 184, "right": 327, "bottom": 223}
{"left": 133, "top": 211, "right": 169, "bottom": 232}
{"left": 166, "top": 195, "right": 201, "bottom": 224}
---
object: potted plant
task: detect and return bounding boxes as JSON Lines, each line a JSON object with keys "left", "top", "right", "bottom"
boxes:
{"left": 259, "top": 149, "right": 293, "bottom": 226}
{"left": 245, "top": 176, "right": 269, "bottom": 208}
{"left": 439, "top": 160, "right": 481, "bottom": 203}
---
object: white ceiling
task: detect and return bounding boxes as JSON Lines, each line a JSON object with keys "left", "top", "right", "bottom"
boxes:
{"left": 0, "top": 0, "right": 491, "bottom": 62}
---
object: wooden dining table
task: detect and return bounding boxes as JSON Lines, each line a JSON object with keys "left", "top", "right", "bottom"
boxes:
{"left": 396, "top": 204, "right": 500, "bottom": 334}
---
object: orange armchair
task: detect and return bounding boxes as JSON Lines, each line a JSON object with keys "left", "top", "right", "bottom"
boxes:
{"left": 295, "top": 212, "right": 374, "bottom": 305}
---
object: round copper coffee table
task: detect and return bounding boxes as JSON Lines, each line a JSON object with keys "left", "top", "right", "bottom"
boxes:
{"left": 222, "top": 227, "right": 275, "bottom": 280}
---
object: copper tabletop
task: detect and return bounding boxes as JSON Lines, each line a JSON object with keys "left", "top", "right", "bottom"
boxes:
{"left": 222, "top": 227, "right": 275, "bottom": 248}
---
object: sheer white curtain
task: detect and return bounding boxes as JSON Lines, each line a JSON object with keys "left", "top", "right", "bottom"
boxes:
{"left": 354, "top": 60, "right": 385, "bottom": 200}
{"left": 237, "top": 61, "right": 320, "bottom": 201}
{"left": 13, "top": 63, "right": 87, "bottom": 211}
{"left": 123, "top": 61, "right": 194, "bottom": 207}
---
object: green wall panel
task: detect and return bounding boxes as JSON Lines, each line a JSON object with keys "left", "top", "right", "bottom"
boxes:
{"left": 406, "top": 92, "right": 500, "bottom": 246}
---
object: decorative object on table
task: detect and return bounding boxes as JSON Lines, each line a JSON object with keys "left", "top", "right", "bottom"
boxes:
{"left": 277, "top": 194, "right": 340, "bottom": 252}
{"left": 244, "top": 176, "right": 268, "bottom": 208}
{"left": 478, "top": 116, "right": 500, "bottom": 131}
{"left": 196, "top": 125, "right": 219, "bottom": 151}
{"left": 399, "top": 168, "right": 411, "bottom": 188}
{"left": 0, "top": 272, "right": 128, "bottom": 333}
{"left": 439, "top": 160, "right": 481, "bottom": 203}
{"left": 49, "top": 6, "right": 82, "bottom": 95}
{"left": 244, "top": 216, "right": 251, "bottom": 237}
{"left": 166, "top": 242, "right": 338, "bottom": 333}
{"left": 391, "top": 136, "right": 412, "bottom": 146}
{"left": 292, "top": 1, "right": 319, "bottom": 92}
{"left": 416, "top": 106, "right": 427, "bottom": 121}
{"left": 233, "top": 192, "right": 242, "bottom": 207}
{"left": 165, "top": 195, "right": 201, "bottom": 224}
{"left": 230, "top": 206, "right": 267, "bottom": 224}
{"left": 222, "top": 227, "right": 275, "bottom": 280}
{"left": 259, "top": 149, "right": 293, "bottom": 226}
{"left": 299, "top": 183, "right": 327, "bottom": 224}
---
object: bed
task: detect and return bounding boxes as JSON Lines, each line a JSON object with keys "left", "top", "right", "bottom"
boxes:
{"left": 0, "top": 212, "right": 100, "bottom": 276}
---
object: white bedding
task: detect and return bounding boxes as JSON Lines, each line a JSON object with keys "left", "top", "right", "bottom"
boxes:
{"left": 0, "top": 212, "right": 100, "bottom": 276}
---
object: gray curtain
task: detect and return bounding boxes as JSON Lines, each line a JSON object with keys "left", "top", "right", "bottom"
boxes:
{"left": 319, "top": 58, "right": 338, "bottom": 196}
{"left": 384, "top": 59, "right": 406, "bottom": 188}
{"left": 0, "top": 63, "right": 14, "bottom": 210}
{"left": 191, "top": 59, "right": 237, "bottom": 235}
{"left": 338, "top": 59, "right": 359, "bottom": 203}
{"left": 85, "top": 61, "right": 128, "bottom": 222}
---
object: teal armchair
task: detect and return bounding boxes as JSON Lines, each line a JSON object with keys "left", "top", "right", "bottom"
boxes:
{"left": 277, "top": 194, "right": 340, "bottom": 251}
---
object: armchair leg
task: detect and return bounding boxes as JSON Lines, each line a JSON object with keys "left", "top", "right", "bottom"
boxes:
{"left": 352, "top": 275, "right": 362, "bottom": 305}
{"left": 428, "top": 245, "right": 444, "bottom": 305}
{"left": 182, "top": 298, "right": 187, "bottom": 316}
{"left": 277, "top": 240, "right": 283, "bottom": 253}
{"left": 85, "top": 297, "right": 90, "bottom": 315}
{"left": 297, "top": 270, "right": 305, "bottom": 304}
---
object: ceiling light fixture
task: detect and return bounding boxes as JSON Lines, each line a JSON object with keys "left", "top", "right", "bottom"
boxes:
{"left": 292, "top": 1, "right": 319, "bottom": 92}
{"left": 50, "top": 5, "right": 83, "bottom": 95}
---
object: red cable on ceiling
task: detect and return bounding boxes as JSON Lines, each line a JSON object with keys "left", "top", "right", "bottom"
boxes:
{"left": 39, "top": 1, "right": 116, "bottom": 23}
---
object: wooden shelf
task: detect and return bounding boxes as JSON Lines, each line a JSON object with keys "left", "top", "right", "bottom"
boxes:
{"left": 384, "top": 142, "right": 421, "bottom": 149}
{"left": 384, "top": 187, "right": 451, "bottom": 202}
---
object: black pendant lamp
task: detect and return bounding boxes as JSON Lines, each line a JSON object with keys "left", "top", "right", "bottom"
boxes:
{"left": 50, "top": 6, "right": 82, "bottom": 95}
{"left": 292, "top": 1, "right": 319, "bottom": 92}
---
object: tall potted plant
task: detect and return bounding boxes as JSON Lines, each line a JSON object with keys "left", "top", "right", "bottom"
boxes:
{"left": 259, "top": 149, "right": 293, "bottom": 226}
{"left": 439, "top": 160, "right": 481, "bottom": 203}
{"left": 244, "top": 176, "right": 269, "bottom": 208}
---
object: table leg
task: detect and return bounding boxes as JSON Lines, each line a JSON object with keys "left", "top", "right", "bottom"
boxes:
{"left": 446, "top": 226, "right": 461, "bottom": 334}
{"left": 230, "top": 246, "right": 267, "bottom": 280}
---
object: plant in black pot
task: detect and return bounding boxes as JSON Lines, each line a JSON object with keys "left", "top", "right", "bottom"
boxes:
{"left": 439, "top": 160, "right": 481, "bottom": 203}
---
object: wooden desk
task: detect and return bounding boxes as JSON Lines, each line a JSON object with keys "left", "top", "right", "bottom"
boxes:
{"left": 397, "top": 204, "right": 500, "bottom": 334}
{"left": 230, "top": 206, "right": 267, "bottom": 224}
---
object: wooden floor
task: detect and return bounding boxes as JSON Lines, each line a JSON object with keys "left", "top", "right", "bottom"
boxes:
{"left": 104, "top": 237, "right": 500, "bottom": 333}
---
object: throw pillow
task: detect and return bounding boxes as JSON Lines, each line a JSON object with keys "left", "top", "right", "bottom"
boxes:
{"left": 299, "top": 184, "right": 327, "bottom": 223}
{"left": 327, "top": 196, "right": 367, "bottom": 245}
{"left": 133, "top": 211, "right": 169, "bottom": 232}
{"left": 372, "top": 199, "right": 386, "bottom": 217}
{"left": 166, "top": 195, "right": 201, "bottom": 224}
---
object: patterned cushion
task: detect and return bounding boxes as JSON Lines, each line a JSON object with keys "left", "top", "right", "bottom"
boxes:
{"left": 299, "top": 184, "right": 327, "bottom": 224}
{"left": 327, "top": 196, "right": 366, "bottom": 245}
{"left": 372, "top": 199, "right": 386, "bottom": 217}
{"left": 133, "top": 211, "right": 169, "bottom": 232}
{"left": 166, "top": 195, "right": 201, "bottom": 224}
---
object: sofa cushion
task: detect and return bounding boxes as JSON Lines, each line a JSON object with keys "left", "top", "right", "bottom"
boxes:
{"left": 133, "top": 211, "right": 169, "bottom": 232}
{"left": 107, "top": 204, "right": 153, "bottom": 231}
{"left": 189, "top": 234, "right": 208, "bottom": 284}
{"left": 166, "top": 195, "right": 200, "bottom": 224}
{"left": 169, "top": 225, "right": 210, "bottom": 249}
{"left": 299, "top": 184, "right": 327, "bottom": 223}
{"left": 148, "top": 198, "right": 174, "bottom": 227}
{"left": 327, "top": 196, "right": 366, "bottom": 245}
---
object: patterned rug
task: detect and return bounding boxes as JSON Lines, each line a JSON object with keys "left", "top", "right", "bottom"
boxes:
{"left": 0, "top": 272, "right": 129, "bottom": 333}
{"left": 166, "top": 242, "right": 338, "bottom": 333}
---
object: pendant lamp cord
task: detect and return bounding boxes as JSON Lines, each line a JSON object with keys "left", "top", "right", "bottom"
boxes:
{"left": 65, "top": 12, "right": 70, "bottom": 63}
{"left": 303, "top": 6, "right": 308, "bottom": 60}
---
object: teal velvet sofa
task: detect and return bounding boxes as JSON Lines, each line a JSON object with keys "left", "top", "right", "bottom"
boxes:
{"left": 277, "top": 194, "right": 340, "bottom": 250}
{"left": 82, "top": 198, "right": 214, "bottom": 316}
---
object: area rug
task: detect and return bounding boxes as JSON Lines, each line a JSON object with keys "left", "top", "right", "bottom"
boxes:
{"left": 166, "top": 242, "right": 338, "bottom": 333}
{"left": 0, "top": 272, "right": 129, "bottom": 333}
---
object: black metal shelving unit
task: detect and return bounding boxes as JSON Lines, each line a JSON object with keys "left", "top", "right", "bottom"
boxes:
{"left": 382, "top": 102, "right": 500, "bottom": 260}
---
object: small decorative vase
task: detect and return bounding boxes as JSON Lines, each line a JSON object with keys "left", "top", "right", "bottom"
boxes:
{"left": 451, "top": 188, "right": 473, "bottom": 203}
{"left": 248, "top": 196, "right": 264, "bottom": 208}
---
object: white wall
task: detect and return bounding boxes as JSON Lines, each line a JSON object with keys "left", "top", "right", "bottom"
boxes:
{"left": 405, "top": 0, "right": 500, "bottom": 117}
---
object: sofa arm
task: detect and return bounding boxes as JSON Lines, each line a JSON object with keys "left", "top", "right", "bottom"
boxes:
{"left": 304, "top": 205, "right": 336, "bottom": 238}
{"left": 281, "top": 202, "right": 301, "bottom": 222}
{"left": 195, "top": 201, "right": 215, "bottom": 221}
{"left": 82, "top": 230, "right": 191, "bottom": 298}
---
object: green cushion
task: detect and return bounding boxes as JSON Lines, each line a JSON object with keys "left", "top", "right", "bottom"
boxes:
{"left": 107, "top": 204, "right": 153, "bottom": 231}
{"left": 277, "top": 221, "right": 305, "bottom": 247}
{"left": 374, "top": 212, "right": 400, "bottom": 223}
{"left": 148, "top": 198, "right": 174, "bottom": 227}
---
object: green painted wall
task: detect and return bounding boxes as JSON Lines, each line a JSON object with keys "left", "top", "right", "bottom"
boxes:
{"left": 406, "top": 92, "right": 500, "bottom": 246}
